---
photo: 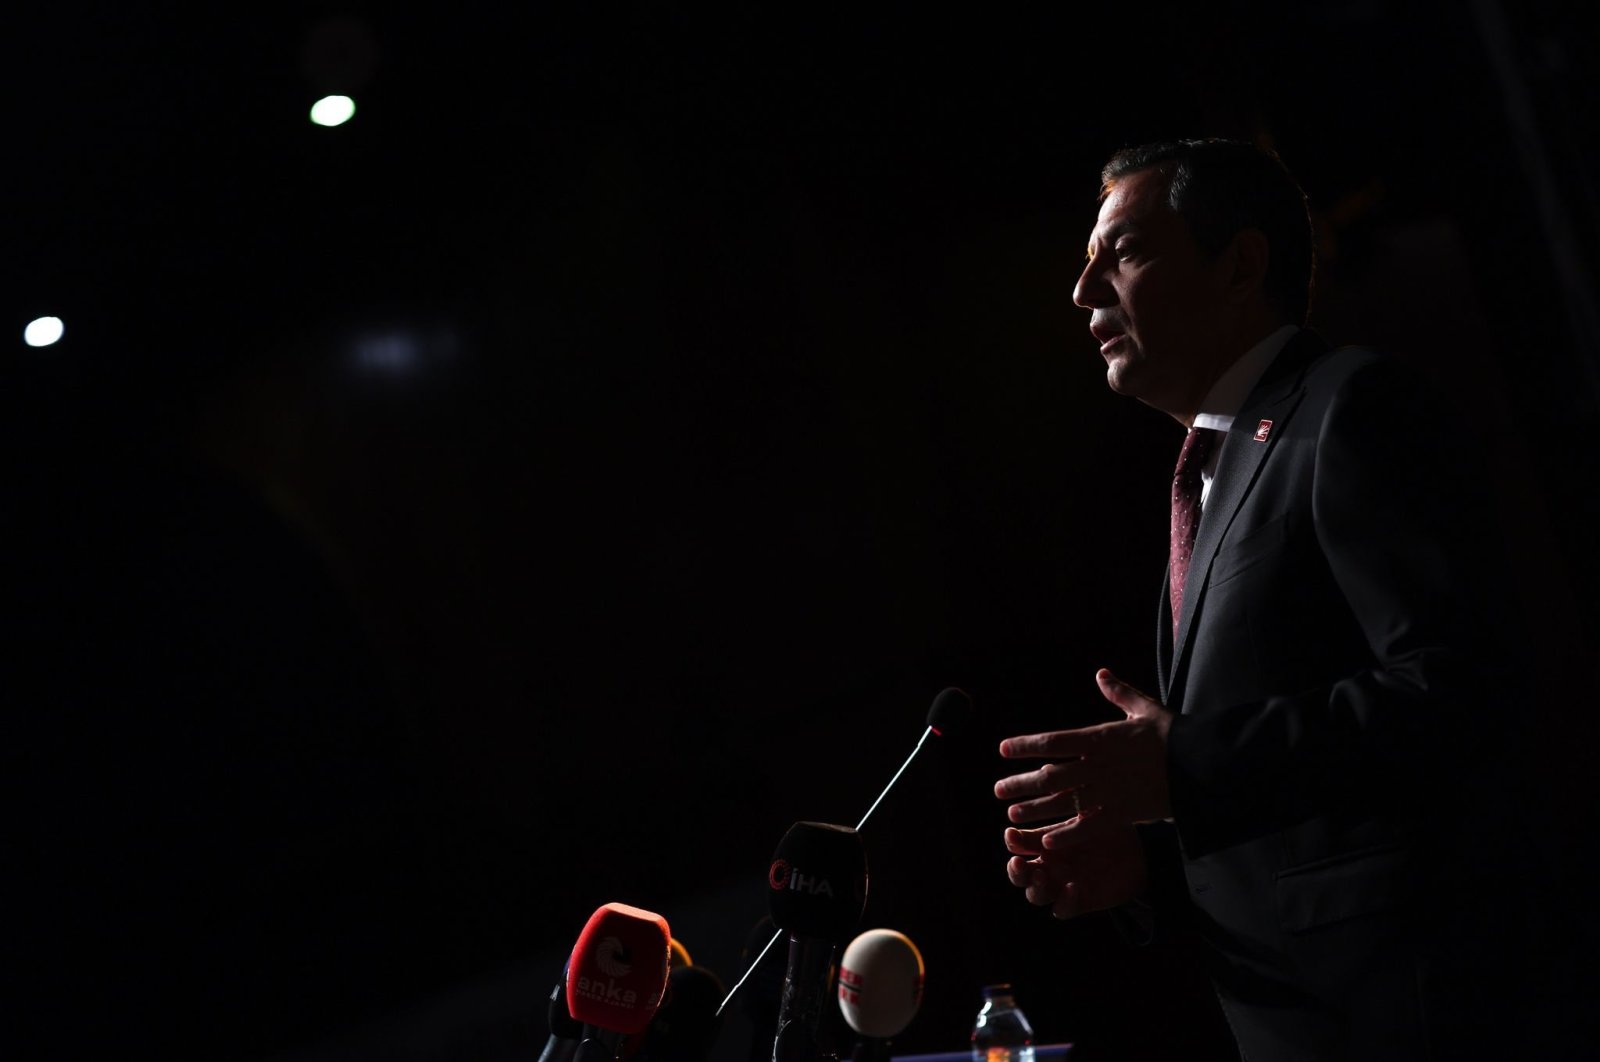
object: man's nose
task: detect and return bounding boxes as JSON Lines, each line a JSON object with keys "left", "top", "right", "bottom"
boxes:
{"left": 1073, "top": 257, "right": 1111, "bottom": 309}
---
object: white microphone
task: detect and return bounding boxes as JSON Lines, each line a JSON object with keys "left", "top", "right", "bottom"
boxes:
{"left": 836, "top": 929, "right": 924, "bottom": 1062}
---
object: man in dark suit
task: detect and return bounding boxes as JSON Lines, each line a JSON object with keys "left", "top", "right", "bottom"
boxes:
{"left": 990, "top": 138, "right": 1548, "bottom": 1059}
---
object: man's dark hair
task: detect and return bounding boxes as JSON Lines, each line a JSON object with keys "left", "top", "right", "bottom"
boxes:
{"left": 1101, "top": 138, "right": 1315, "bottom": 326}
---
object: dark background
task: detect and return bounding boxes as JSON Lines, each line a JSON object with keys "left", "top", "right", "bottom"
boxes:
{"left": 6, "top": 2, "right": 1598, "bottom": 1060}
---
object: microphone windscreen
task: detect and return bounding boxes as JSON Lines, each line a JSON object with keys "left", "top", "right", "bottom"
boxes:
{"left": 641, "top": 963, "right": 727, "bottom": 1062}
{"left": 925, "top": 687, "right": 972, "bottom": 736}
{"left": 741, "top": 915, "right": 778, "bottom": 966}
{"left": 669, "top": 938, "right": 693, "bottom": 969}
{"left": 567, "top": 902, "right": 672, "bottom": 1035}
{"left": 548, "top": 967, "right": 584, "bottom": 1040}
{"left": 768, "top": 822, "right": 868, "bottom": 943}
{"left": 739, "top": 915, "right": 785, "bottom": 1025}
{"left": 836, "top": 929, "right": 924, "bottom": 1040}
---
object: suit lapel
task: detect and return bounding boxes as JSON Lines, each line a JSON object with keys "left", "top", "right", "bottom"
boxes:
{"left": 1167, "top": 330, "right": 1327, "bottom": 707}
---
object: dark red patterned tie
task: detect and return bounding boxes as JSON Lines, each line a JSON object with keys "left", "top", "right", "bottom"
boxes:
{"left": 1170, "top": 427, "right": 1221, "bottom": 640}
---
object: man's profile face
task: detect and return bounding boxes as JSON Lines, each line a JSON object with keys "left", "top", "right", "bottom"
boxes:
{"left": 1072, "top": 166, "right": 1229, "bottom": 421}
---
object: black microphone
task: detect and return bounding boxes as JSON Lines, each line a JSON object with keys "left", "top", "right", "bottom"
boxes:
{"left": 835, "top": 929, "right": 924, "bottom": 1062}
{"left": 925, "top": 685, "right": 974, "bottom": 737}
{"left": 852, "top": 686, "right": 973, "bottom": 830}
{"left": 539, "top": 958, "right": 586, "bottom": 1062}
{"left": 769, "top": 822, "right": 868, "bottom": 1062}
{"left": 740, "top": 916, "right": 786, "bottom": 1062}
{"left": 636, "top": 962, "right": 728, "bottom": 1062}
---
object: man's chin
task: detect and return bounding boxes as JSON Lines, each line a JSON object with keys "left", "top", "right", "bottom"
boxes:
{"left": 1104, "top": 362, "right": 1174, "bottom": 416}
{"left": 1103, "top": 358, "right": 1141, "bottom": 398}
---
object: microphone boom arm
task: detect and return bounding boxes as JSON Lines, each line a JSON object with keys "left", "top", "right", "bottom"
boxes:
{"left": 854, "top": 726, "right": 934, "bottom": 832}
{"left": 717, "top": 725, "right": 941, "bottom": 1018}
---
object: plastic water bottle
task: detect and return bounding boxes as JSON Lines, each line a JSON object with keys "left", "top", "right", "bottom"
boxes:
{"left": 970, "top": 983, "right": 1036, "bottom": 1062}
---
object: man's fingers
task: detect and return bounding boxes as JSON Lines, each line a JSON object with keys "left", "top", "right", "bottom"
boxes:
{"left": 994, "top": 760, "right": 1089, "bottom": 802}
{"left": 1005, "top": 855, "right": 1064, "bottom": 907}
{"left": 1096, "top": 667, "right": 1156, "bottom": 717}
{"left": 1005, "top": 828, "right": 1040, "bottom": 856}
{"left": 1039, "top": 807, "right": 1113, "bottom": 851}
{"left": 1042, "top": 818, "right": 1083, "bottom": 849}
{"left": 1051, "top": 880, "right": 1081, "bottom": 920}
{"left": 1004, "top": 789, "right": 1087, "bottom": 826}
{"left": 1005, "top": 824, "right": 1068, "bottom": 855}
{"left": 1026, "top": 863, "right": 1067, "bottom": 908}
{"left": 999, "top": 725, "right": 1108, "bottom": 760}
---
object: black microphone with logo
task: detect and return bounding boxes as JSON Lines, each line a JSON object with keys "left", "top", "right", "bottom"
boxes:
{"left": 768, "top": 821, "right": 868, "bottom": 1062}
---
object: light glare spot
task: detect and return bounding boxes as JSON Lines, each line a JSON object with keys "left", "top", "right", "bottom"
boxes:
{"left": 310, "top": 95, "right": 356, "bottom": 127}
{"left": 25, "top": 316, "right": 64, "bottom": 347}
{"left": 348, "top": 324, "right": 460, "bottom": 379}
{"left": 354, "top": 332, "right": 421, "bottom": 373}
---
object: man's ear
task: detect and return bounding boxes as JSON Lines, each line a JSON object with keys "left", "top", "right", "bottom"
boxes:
{"left": 1223, "top": 227, "right": 1270, "bottom": 306}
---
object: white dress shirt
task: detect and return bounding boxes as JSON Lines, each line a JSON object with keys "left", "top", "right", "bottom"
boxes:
{"left": 1192, "top": 324, "right": 1299, "bottom": 506}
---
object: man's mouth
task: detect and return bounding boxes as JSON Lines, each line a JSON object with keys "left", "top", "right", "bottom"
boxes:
{"left": 1090, "top": 321, "right": 1126, "bottom": 352}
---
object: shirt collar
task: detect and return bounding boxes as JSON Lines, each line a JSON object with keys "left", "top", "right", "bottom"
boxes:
{"left": 1192, "top": 324, "right": 1300, "bottom": 433}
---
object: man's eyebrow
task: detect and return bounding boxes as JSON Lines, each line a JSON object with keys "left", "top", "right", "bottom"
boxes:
{"left": 1092, "top": 221, "right": 1139, "bottom": 245}
{"left": 1086, "top": 220, "right": 1139, "bottom": 258}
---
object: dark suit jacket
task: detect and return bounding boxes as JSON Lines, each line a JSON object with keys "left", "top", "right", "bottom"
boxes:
{"left": 1136, "top": 329, "right": 1542, "bottom": 1060}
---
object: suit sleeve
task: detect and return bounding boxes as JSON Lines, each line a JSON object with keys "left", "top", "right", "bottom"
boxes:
{"left": 1107, "top": 820, "right": 1190, "bottom": 947}
{"left": 1163, "top": 355, "right": 1525, "bottom": 857}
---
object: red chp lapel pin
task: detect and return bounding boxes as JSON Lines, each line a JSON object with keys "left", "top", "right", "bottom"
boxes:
{"left": 1254, "top": 419, "right": 1273, "bottom": 443}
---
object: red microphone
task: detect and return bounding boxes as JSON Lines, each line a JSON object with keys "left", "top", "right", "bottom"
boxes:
{"left": 567, "top": 902, "right": 673, "bottom": 1062}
